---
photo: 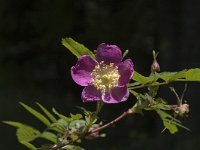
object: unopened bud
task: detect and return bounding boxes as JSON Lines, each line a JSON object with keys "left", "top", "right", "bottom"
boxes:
{"left": 151, "top": 50, "right": 160, "bottom": 72}
{"left": 151, "top": 59, "right": 160, "bottom": 72}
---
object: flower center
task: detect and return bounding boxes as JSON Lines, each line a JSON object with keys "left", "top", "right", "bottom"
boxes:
{"left": 91, "top": 61, "right": 120, "bottom": 92}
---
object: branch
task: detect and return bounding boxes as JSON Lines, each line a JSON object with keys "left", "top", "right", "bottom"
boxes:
{"left": 89, "top": 111, "right": 129, "bottom": 134}
{"left": 49, "top": 110, "right": 131, "bottom": 150}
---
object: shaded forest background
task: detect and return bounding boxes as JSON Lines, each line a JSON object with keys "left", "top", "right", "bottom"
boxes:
{"left": 0, "top": 0, "right": 200, "bottom": 150}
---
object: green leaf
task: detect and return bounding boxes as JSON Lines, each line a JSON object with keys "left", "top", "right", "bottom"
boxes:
{"left": 155, "top": 109, "right": 189, "bottom": 134}
{"left": 129, "top": 90, "right": 139, "bottom": 97}
{"left": 40, "top": 132, "right": 57, "bottom": 143}
{"left": 38, "top": 144, "right": 53, "bottom": 150}
{"left": 3, "top": 121, "right": 24, "bottom": 128}
{"left": 128, "top": 82, "right": 141, "bottom": 87}
{"left": 36, "top": 103, "right": 57, "bottom": 123}
{"left": 185, "top": 68, "right": 200, "bottom": 81}
{"left": 132, "top": 71, "right": 154, "bottom": 84}
{"left": 20, "top": 141, "right": 37, "bottom": 150}
{"left": 69, "top": 120, "right": 86, "bottom": 129}
{"left": 146, "top": 98, "right": 170, "bottom": 111}
{"left": 169, "top": 70, "right": 186, "bottom": 81}
{"left": 155, "top": 69, "right": 200, "bottom": 82}
{"left": 148, "top": 85, "right": 159, "bottom": 97}
{"left": 155, "top": 72, "right": 176, "bottom": 81}
{"left": 4, "top": 121, "right": 41, "bottom": 144}
{"left": 156, "top": 109, "right": 173, "bottom": 120}
{"left": 167, "top": 119, "right": 190, "bottom": 131}
{"left": 155, "top": 70, "right": 186, "bottom": 82}
{"left": 62, "top": 145, "right": 85, "bottom": 150}
{"left": 69, "top": 133, "right": 79, "bottom": 141}
{"left": 156, "top": 110, "right": 178, "bottom": 134}
{"left": 147, "top": 103, "right": 170, "bottom": 111}
{"left": 20, "top": 102, "right": 51, "bottom": 127}
{"left": 52, "top": 108, "right": 72, "bottom": 122}
{"left": 46, "top": 122, "right": 64, "bottom": 133}
{"left": 70, "top": 113, "right": 83, "bottom": 120}
{"left": 163, "top": 119, "right": 178, "bottom": 134}
{"left": 62, "top": 37, "right": 95, "bottom": 58}
{"left": 16, "top": 125, "right": 40, "bottom": 142}
{"left": 57, "top": 119, "right": 69, "bottom": 128}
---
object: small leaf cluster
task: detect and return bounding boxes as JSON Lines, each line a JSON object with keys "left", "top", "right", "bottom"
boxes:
{"left": 128, "top": 70, "right": 195, "bottom": 133}
{"left": 4, "top": 102, "right": 103, "bottom": 150}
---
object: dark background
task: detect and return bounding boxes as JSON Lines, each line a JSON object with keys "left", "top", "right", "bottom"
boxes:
{"left": 0, "top": 0, "right": 200, "bottom": 150}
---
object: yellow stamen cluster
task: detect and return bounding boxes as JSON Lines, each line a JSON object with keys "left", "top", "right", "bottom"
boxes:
{"left": 91, "top": 61, "right": 120, "bottom": 92}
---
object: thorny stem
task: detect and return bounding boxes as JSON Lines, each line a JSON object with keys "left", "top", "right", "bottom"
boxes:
{"left": 89, "top": 111, "right": 129, "bottom": 134}
{"left": 49, "top": 110, "right": 132, "bottom": 150}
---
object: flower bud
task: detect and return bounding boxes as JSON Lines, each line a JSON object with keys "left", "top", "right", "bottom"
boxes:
{"left": 151, "top": 50, "right": 160, "bottom": 72}
{"left": 151, "top": 59, "right": 160, "bottom": 72}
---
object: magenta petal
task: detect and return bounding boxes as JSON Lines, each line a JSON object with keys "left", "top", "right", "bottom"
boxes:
{"left": 102, "top": 86, "right": 129, "bottom": 103}
{"left": 118, "top": 59, "right": 134, "bottom": 86}
{"left": 111, "top": 86, "right": 129, "bottom": 102}
{"left": 71, "top": 55, "right": 98, "bottom": 86}
{"left": 96, "top": 43, "right": 122, "bottom": 64}
{"left": 102, "top": 92, "right": 113, "bottom": 103}
{"left": 81, "top": 85, "right": 102, "bottom": 102}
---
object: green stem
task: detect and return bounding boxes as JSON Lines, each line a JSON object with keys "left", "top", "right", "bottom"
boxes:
{"left": 128, "top": 78, "right": 193, "bottom": 90}
{"left": 128, "top": 82, "right": 168, "bottom": 90}
{"left": 95, "top": 101, "right": 104, "bottom": 115}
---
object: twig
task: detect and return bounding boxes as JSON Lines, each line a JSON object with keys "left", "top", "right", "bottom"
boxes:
{"left": 49, "top": 110, "right": 130, "bottom": 150}
{"left": 89, "top": 111, "right": 129, "bottom": 134}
